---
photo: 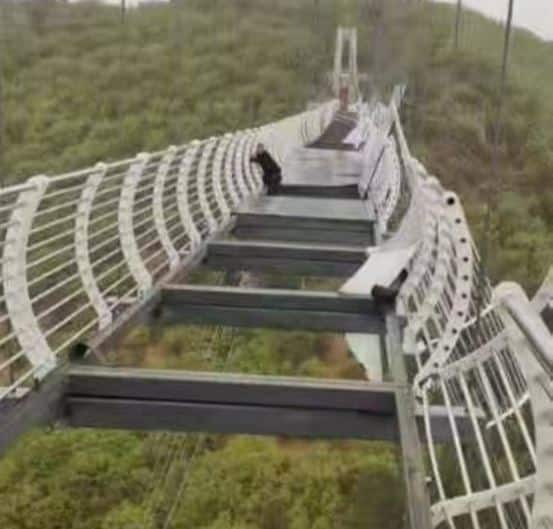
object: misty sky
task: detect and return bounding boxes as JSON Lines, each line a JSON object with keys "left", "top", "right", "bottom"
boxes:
{"left": 70, "top": 0, "right": 553, "bottom": 42}
{"left": 438, "top": 0, "right": 553, "bottom": 40}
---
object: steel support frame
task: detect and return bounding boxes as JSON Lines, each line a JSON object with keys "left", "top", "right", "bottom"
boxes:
{"left": 65, "top": 366, "right": 400, "bottom": 441}
{"left": 159, "top": 284, "right": 385, "bottom": 333}
{"left": 387, "top": 312, "right": 433, "bottom": 529}
{"left": 204, "top": 240, "right": 366, "bottom": 277}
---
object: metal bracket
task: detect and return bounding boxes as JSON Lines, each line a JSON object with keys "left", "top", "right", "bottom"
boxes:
{"left": 153, "top": 146, "right": 180, "bottom": 269}
{"left": 197, "top": 137, "right": 219, "bottom": 234}
{"left": 75, "top": 163, "right": 113, "bottom": 329}
{"left": 212, "top": 135, "right": 232, "bottom": 222}
{"left": 2, "top": 175, "right": 56, "bottom": 377}
{"left": 177, "top": 141, "right": 203, "bottom": 251}
{"left": 118, "top": 153, "right": 153, "bottom": 297}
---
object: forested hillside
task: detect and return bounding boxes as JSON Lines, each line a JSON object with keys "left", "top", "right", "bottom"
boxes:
{"left": 0, "top": 1, "right": 552, "bottom": 528}
{"left": 0, "top": 0, "right": 346, "bottom": 182}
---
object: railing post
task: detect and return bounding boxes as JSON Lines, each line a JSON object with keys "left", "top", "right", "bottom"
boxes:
{"left": 75, "top": 163, "right": 113, "bottom": 329}
{"left": 2, "top": 175, "right": 55, "bottom": 377}
{"left": 153, "top": 146, "right": 180, "bottom": 270}
{"left": 494, "top": 282, "right": 553, "bottom": 529}
{"left": 197, "top": 137, "right": 219, "bottom": 235}
{"left": 212, "top": 135, "right": 232, "bottom": 222}
{"left": 244, "top": 131, "right": 262, "bottom": 194}
{"left": 496, "top": 282, "right": 553, "bottom": 373}
{"left": 224, "top": 134, "right": 241, "bottom": 208}
{"left": 118, "top": 153, "right": 153, "bottom": 297}
{"left": 234, "top": 133, "right": 251, "bottom": 198}
{"left": 177, "top": 141, "right": 202, "bottom": 250}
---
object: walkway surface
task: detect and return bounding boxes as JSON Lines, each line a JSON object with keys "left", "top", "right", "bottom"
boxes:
{"left": 0, "top": 110, "right": 432, "bottom": 529}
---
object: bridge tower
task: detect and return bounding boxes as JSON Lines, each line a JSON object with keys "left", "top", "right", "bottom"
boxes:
{"left": 0, "top": 26, "right": 552, "bottom": 529}
{"left": 333, "top": 26, "right": 360, "bottom": 105}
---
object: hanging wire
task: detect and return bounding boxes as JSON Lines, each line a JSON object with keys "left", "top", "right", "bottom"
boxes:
{"left": 143, "top": 269, "right": 240, "bottom": 529}
{"left": 478, "top": 0, "right": 516, "bottom": 319}
{"left": 454, "top": 0, "right": 463, "bottom": 50}
{"left": 157, "top": 329, "right": 240, "bottom": 529}
{"left": 0, "top": 0, "right": 7, "bottom": 188}
{"left": 141, "top": 321, "right": 223, "bottom": 528}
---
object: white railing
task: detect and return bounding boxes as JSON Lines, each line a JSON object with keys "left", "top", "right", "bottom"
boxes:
{"left": 358, "top": 90, "right": 412, "bottom": 238}
{"left": 360, "top": 92, "right": 550, "bottom": 529}
{"left": 532, "top": 267, "right": 553, "bottom": 320}
{"left": 0, "top": 101, "right": 338, "bottom": 401}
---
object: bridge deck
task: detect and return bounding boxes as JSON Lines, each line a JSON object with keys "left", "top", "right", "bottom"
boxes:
{"left": 159, "top": 284, "right": 384, "bottom": 333}
{"left": 278, "top": 147, "right": 362, "bottom": 197}
{"left": 0, "top": 111, "right": 429, "bottom": 529}
{"left": 66, "top": 366, "right": 399, "bottom": 440}
{"left": 235, "top": 195, "right": 374, "bottom": 221}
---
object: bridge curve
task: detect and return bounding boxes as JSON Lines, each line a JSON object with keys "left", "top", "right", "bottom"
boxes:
{"left": 0, "top": 26, "right": 552, "bottom": 529}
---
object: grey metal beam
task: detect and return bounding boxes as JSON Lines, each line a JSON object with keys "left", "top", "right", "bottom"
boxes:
{"left": 67, "top": 367, "right": 398, "bottom": 410}
{"left": 66, "top": 398, "right": 398, "bottom": 441}
{"left": 0, "top": 365, "right": 479, "bottom": 453}
{"left": 85, "top": 223, "right": 234, "bottom": 361}
{"left": 233, "top": 216, "right": 374, "bottom": 245}
{"left": 278, "top": 184, "right": 359, "bottom": 199}
{"left": 0, "top": 367, "right": 65, "bottom": 457}
{"left": 65, "top": 367, "right": 479, "bottom": 443}
{"left": 205, "top": 240, "right": 366, "bottom": 277}
{"left": 386, "top": 313, "right": 433, "bottom": 529}
{"left": 159, "top": 284, "right": 385, "bottom": 333}
{"left": 65, "top": 366, "right": 400, "bottom": 441}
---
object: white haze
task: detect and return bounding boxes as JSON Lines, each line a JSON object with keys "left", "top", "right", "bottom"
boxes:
{"left": 67, "top": 0, "right": 553, "bottom": 42}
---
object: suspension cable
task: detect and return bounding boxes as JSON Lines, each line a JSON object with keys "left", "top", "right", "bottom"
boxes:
{"left": 454, "top": 0, "right": 463, "bottom": 50}
{"left": 479, "top": 0, "right": 515, "bottom": 319}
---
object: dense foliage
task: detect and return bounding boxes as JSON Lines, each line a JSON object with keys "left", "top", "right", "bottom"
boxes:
{"left": 0, "top": 0, "right": 343, "bottom": 182}
{"left": 1, "top": 1, "right": 552, "bottom": 527}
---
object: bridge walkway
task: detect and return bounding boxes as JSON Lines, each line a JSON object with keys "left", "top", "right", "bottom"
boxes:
{"left": 0, "top": 109, "right": 432, "bottom": 529}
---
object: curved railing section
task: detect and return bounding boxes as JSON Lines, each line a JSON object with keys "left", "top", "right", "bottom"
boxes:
{"left": 358, "top": 93, "right": 550, "bottom": 528}
{"left": 533, "top": 267, "right": 553, "bottom": 328}
{"left": 0, "top": 101, "right": 337, "bottom": 400}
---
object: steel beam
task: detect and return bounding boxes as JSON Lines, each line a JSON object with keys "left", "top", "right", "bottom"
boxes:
{"left": 233, "top": 215, "right": 373, "bottom": 246}
{"left": 159, "top": 284, "right": 385, "bottom": 333}
{"left": 205, "top": 240, "right": 366, "bottom": 277}
{"left": 0, "top": 365, "right": 479, "bottom": 453}
{"left": 386, "top": 313, "right": 433, "bottom": 529}
{"left": 278, "top": 184, "right": 359, "bottom": 199}
{"left": 66, "top": 366, "right": 400, "bottom": 441}
{"left": 64, "top": 366, "right": 477, "bottom": 443}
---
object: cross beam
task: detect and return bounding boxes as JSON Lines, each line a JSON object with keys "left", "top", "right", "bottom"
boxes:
{"left": 64, "top": 366, "right": 479, "bottom": 444}
{"left": 66, "top": 366, "right": 399, "bottom": 441}
{"left": 159, "top": 284, "right": 385, "bottom": 333}
{"left": 205, "top": 240, "right": 366, "bottom": 277}
{"left": 0, "top": 364, "right": 480, "bottom": 455}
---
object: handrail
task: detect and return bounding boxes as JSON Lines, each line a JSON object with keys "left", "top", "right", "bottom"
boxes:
{"left": 496, "top": 282, "right": 553, "bottom": 377}
{"left": 355, "top": 89, "right": 541, "bottom": 529}
{"left": 0, "top": 100, "right": 338, "bottom": 398}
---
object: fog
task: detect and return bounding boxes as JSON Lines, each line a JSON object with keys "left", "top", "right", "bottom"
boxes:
{"left": 436, "top": 0, "right": 553, "bottom": 41}
{"left": 67, "top": 0, "right": 553, "bottom": 41}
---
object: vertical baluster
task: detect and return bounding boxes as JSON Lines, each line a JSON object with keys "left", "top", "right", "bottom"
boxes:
{"left": 153, "top": 147, "right": 180, "bottom": 270}
{"left": 2, "top": 176, "right": 55, "bottom": 377}
{"left": 177, "top": 141, "right": 202, "bottom": 251}
{"left": 118, "top": 153, "right": 152, "bottom": 297}
{"left": 75, "top": 163, "right": 113, "bottom": 329}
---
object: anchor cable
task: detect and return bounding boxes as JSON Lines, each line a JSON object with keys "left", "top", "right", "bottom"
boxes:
{"left": 478, "top": 0, "right": 515, "bottom": 320}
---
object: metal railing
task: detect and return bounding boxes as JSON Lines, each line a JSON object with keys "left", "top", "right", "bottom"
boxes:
{"left": 357, "top": 90, "right": 553, "bottom": 528}
{"left": 0, "top": 101, "right": 338, "bottom": 400}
